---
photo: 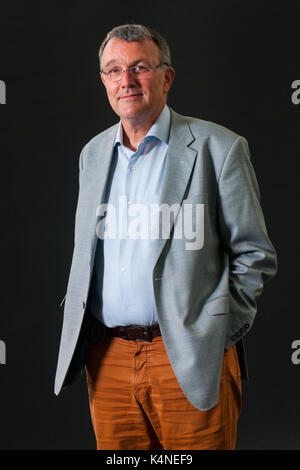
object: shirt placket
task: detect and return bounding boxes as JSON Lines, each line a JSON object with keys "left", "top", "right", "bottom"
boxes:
{"left": 118, "top": 144, "right": 144, "bottom": 320}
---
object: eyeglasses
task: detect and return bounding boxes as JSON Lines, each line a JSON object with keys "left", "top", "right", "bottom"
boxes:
{"left": 101, "top": 63, "right": 167, "bottom": 82}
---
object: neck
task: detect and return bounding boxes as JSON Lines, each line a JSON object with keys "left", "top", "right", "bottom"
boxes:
{"left": 121, "top": 105, "right": 165, "bottom": 151}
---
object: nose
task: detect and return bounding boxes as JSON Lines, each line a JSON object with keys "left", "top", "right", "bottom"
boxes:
{"left": 120, "top": 69, "right": 136, "bottom": 88}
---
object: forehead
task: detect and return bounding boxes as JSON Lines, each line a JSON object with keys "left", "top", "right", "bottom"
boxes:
{"left": 101, "top": 37, "right": 160, "bottom": 67}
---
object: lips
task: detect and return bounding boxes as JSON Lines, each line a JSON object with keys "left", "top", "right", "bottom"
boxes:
{"left": 119, "top": 93, "right": 143, "bottom": 100}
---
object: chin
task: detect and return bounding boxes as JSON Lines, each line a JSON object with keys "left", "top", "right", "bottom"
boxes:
{"left": 118, "top": 102, "right": 147, "bottom": 119}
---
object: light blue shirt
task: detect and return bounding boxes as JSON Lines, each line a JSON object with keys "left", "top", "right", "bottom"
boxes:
{"left": 92, "top": 105, "right": 171, "bottom": 327}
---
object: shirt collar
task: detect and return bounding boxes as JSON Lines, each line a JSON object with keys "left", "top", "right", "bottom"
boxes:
{"left": 114, "top": 104, "right": 171, "bottom": 147}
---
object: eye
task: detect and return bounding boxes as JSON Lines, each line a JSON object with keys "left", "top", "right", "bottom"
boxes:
{"left": 132, "top": 65, "right": 148, "bottom": 73}
{"left": 109, "top": 67, "right": 121, "bottom": 74}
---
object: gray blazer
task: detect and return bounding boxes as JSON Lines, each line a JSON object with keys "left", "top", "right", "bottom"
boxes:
{"left": 54, "top": 108, "right": 277, "bottom": 410}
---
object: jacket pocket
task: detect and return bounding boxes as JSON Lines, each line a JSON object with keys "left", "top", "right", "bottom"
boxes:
{"left": 204, "top": 295, "right": 230, "bottom": 315}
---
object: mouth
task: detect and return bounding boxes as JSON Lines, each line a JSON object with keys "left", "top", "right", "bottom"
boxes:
{"left": 119, "top": 93, "right": 143, "bottom": 100}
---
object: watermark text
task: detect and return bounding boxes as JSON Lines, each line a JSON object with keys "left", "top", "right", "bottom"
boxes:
{"left": 0, "top": 340, "right": 6, "bottom": 365}
{"left": 0, "top": 80, "right": 6, "bottom": 104}
{"left": 95, "top": 196, "right": 204, "bottom": 251}
{"left": 291, "top": 340, "right": 300, "bottom": 365}
{"left": 291, "top": 80, "right": 300, "bottom": 105}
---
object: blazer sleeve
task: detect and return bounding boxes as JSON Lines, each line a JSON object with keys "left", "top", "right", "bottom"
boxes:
{"left": 217, "top": 136, "right": 278, "bottom": 350}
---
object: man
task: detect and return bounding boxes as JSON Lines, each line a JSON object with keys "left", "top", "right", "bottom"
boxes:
{"left": 54, "top": 24, "right": 277, "bottom": 450}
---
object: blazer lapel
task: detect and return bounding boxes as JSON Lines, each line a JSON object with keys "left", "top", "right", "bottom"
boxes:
{"left": 152, "top": 108, "right": 198, "bottom": 268}
{"left": 94, "top": 124, "right": 119, "bottom": 206}
{"left": 87, "top": 124, "right": 118, "bottom": 259}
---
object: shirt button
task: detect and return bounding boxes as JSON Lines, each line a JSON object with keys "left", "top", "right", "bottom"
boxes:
{"left": 128, "top": 199, "right": 134, "bottom": 205}
{"left": 130, "top": 166, "right": 136, "bottom": 171}
{"left": 121, "top": 267, "right": 125, "bottom": 272}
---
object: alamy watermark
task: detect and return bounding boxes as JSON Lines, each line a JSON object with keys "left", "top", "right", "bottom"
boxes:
{"left": 95, "top": 196, "right": 204, "bottom": 250}
{"left": 291, "top": 80, "right": 300, "bottom": 105}
{"left": 0, "top": 80, "right": 6, "bottom": 104}
{"left": 0, "top": 340, "right": 6, "bottom": 365}
{"left": 291, "top": 340, "right": 300, "bottom": 365}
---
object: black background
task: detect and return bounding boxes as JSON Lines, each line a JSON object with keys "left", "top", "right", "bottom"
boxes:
{"left": 0, "top": 0, "right": 299, "bottom": 450}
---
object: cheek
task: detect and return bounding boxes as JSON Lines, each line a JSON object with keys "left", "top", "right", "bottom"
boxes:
{"left": 104, "top": 81, "right": 118, "bottom": 98}
{"left": 109, "top": 92, "right": 117, "bottom": 102}
{"left": 144, "top": 81, "right": 161, "bottom": 98}
{"left": 107, "top": 89, "right": 119, "bottom": 107}
{"left": 153, "top": 78, "right": 165, "bottom": 94}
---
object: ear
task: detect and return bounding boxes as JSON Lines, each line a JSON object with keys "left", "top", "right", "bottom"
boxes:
{"left": 163, "top": 66, "right": 175, "bottom": 94}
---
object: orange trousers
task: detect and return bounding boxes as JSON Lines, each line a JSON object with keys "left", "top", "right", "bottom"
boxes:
{"left": 85, "top": 334, "right": 242, "bottom": 450}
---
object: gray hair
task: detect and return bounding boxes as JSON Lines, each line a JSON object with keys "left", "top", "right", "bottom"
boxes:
{"left": 99, "top": 24, "right": 171, "bottom": 71}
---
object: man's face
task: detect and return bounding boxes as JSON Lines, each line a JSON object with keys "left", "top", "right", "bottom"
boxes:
{"left": 100, "top": 37, "right": 175, "bottom": 124}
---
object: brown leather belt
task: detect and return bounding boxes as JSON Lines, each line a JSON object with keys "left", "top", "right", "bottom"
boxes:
{"left": 105, "top": 323, "right": 161, "bottom": 341}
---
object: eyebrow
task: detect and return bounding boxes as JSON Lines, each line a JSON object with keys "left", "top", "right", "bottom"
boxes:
{"left": 102, "top": 58, "right": 151, "bottom": 69}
